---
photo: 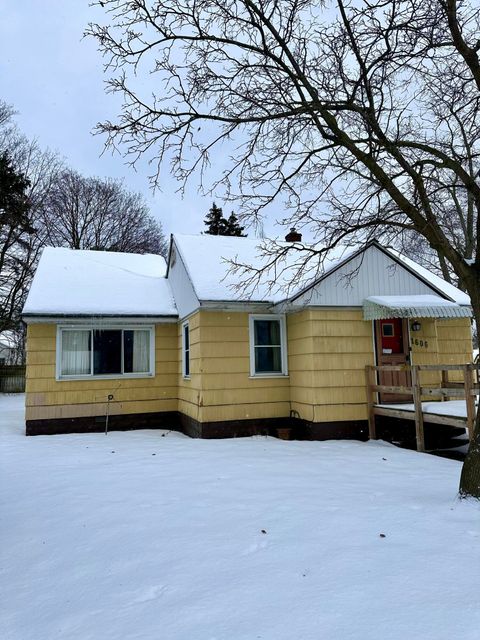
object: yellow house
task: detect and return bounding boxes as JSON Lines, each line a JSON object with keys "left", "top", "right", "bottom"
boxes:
{"left": 22, "top": 234, "right": 473, "bottom": 437}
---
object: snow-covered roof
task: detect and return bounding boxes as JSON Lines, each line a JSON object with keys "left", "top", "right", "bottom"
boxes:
{"left": 363, "top": 295, "right": 472, "bottom": 320}
{"left": 388, "top": 250, "right": 470, "bottom": 306}
{"left": 23, "top": 237, "right": 471, "bottom": 319}
{"left": 172, "top": 233, "right": 355, "bottom": 303}
{"left": 23, "top": 247, "right": 177, "bottom": 317}
{"left": 172, "top": 234, "right": 471, "bottom": 307}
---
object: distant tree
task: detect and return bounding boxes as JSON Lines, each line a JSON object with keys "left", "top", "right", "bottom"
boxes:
{"left": 0, "top": 100, "right": 63, "bottom": 339}
{"left": 226, "top": 212, "right": 246, "bottom": 237}
{"left": 0, "top": 152, "right": 31, "bottom": 230}
{"left": 0, "top": 101, "right": 15, "bottom": 129}
{"left": 204, "top": 202, "right": 225, "bottom": 235}
{"left": 0, "top": 151, "right": 33, "bottom": 333}
{"left": 39, "top": 169, "right": 168, "bottom": 256}
{"left": 204, "top": 202, "right": 246, "bottom": 236}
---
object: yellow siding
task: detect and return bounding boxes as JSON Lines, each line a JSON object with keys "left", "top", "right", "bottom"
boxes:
{"left": 410, "top": 318, "right": 440, "bottom": 388}
{"left": 177, "top": 311, "right": 202, "bottom": 420}
{"left": 287, "top": 309, "right": 375, "bottom": 424}
{"left": 25, "top": 311, "right": 473, "bottom": 429}
{"left": 437, "top": 318, "right": 472, "bottom": 360}
{"left": 408, "top": 317, "right": 473, "bottom": 386}
{"left": 195, "top": 310, "right": 290, "bottom": 424}
{"left": 25, "top": 323, "right": 178, "bottom": 421}
{"left": 436, "top": 317, "right": 473, "bottom": 383}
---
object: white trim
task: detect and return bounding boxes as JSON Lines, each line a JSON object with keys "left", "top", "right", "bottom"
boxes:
{"left": 56, "top": 325, "right": 155, "bottom": 381}
{"left": 25, "top": 316, "right": 176, "bottom": 325}
{"left": 199, "top": 301, "right": 273, "bottom": 312}
{"left": 248, "top": 314, "right": 288, "bottom": 377}
{"left": 182, "top": 321, "right": 190, "bottom": 379}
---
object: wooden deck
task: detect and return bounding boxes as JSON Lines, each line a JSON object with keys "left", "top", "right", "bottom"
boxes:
{"left": 365, "top": 363, "right": 479, "bottom": 452}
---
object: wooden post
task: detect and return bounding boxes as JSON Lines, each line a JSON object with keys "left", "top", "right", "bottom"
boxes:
{"left": 441, "top": 369, "right": 448, "bottom": 401}
{"left": 463, "top": 364, "right": 475, "bottom": 441}
{"left": 411, "top": 365, "right": 425, "bottom": 452}
{"left": 365, "top": 365, "right": 377, "bottom": 440}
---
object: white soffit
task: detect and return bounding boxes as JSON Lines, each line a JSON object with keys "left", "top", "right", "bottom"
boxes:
{"left": 363, "top": 295, "right": 472, "bottom": 320}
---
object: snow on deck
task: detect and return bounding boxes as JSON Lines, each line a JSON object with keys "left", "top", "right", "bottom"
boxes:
{"left": 1, "top": 393, "right": 479, "bottom": 640}
{"left": 377, "top": 399, "right": 473, "bottom": 418}
{"left": 23, "top": 247, "right": 177, "bottom": 317}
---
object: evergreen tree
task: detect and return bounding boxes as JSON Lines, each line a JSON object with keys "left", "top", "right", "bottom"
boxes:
{"left": 226, "top": 212, "right": 246, "bottom": 237}
{"left": 0, "top": 152, "right": 31, "bottom": 231}
{"left": 204, "top": 202, "right": 225, "bottom": 235}
{"left": 0, "top": 152, "right": 33, "bottom": 333}
{"left": 204, "top": 202, "right": 246, "bottom": 236}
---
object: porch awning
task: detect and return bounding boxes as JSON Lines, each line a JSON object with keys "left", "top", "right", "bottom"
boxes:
{"left": 363, "top": 295, "right": 472, "bottom": 320}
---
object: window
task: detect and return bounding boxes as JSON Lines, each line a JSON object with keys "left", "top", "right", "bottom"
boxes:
{"left": 182, "top": 322, "right": 190, "bottom": 378}
{"left": 249, "top": 315, "right": 287, "bottom": 376}
{"left": 382, "top": 323, "right": 394, "bottom": 337}
{"left": 57, "top": 327, "right": 154, "bottom": 379}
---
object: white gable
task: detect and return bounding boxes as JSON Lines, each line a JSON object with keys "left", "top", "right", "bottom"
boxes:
{"left": 289, "top": 245, "right": 460, "bottom": 308}
{"left": 167, "top": 239, "right": 200, "bottom": 319}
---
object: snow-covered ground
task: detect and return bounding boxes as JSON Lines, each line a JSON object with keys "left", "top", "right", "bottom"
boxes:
{"left": 1, "top": 394, "right": 479, "bottom": 640}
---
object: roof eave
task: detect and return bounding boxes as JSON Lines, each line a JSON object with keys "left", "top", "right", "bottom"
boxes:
{"left": 22, "top": 313, "right": 179, "bottom": 324}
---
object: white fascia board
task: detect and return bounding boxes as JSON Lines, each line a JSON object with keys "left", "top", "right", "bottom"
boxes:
{"left": 198, "top": 300, "right": 274, "bottom": 313}
{"left": 23, "top": 315, "right": 178, "bottom": 325}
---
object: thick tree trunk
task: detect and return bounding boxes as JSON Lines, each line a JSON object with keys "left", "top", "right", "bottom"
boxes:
{"left": 459, "top": 299, "right": 480, "bottom": 498}
{"left": 459, "top": 415, "right": 480, "bottom": 498}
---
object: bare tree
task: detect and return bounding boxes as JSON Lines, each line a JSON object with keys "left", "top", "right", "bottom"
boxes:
{"left": 39, "top": 168, "right": 167, "bottom": 256}
{"left": 0, "top": 101, "right": 63, "bottom": 338}
{"left": 89, "top": 0, "right": 480, "bottom": 496}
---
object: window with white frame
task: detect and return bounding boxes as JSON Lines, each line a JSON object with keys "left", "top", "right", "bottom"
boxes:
{"left": 57, "top": 327, "right": 154, "bottom": 379}
{"left": 182, "top": 321, "right": 190, "bottom": 378}
{"left": 249, "top": 315, "right": 287, "bottom": 376}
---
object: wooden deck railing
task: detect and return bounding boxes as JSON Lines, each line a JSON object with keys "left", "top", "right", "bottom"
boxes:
{"left": 365, "top": 363, "right": 480, "bottom": 452}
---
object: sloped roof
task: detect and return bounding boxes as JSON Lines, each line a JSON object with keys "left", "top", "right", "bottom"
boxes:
{"left": 172, "top": 233, "right": 356, "bottom": 303}
{"left": 388, "top": 250, "right": 470, "bottom": 306}
{"left": 23, "top": 247, "right": 177, "bottom": 317}
{"left": 172, "top": 234, "right": 470, "bottom": 307}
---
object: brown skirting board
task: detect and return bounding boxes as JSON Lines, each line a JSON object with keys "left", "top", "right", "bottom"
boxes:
{"left": 26, "top": 411, "right": 179, "bottom": 436}
{"left": 26, "top": 411, "right": 369, "bottom": 440}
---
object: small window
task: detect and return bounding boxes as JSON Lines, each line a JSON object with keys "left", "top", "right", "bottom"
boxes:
{"left": 58, "top": 327, "right": 154, "bottom": 379}
{"left": 249, "top": 315, "right": 287, "bottom": 376}
{"left": 182, "top": 322, "right": 190, "bottom": 378}
{"left": 382, "top": 323, "right": 394, "bottom": 337}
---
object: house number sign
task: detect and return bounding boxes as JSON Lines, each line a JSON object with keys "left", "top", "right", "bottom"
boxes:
{"left": 411, "top": 337, "right": 428, "bottom": 348}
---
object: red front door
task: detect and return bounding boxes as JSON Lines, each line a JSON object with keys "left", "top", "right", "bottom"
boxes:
{"left": 375, "top": 319, "right": 411, "bottom": 403}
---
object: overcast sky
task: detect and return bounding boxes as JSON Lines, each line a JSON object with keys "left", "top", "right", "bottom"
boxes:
{"left": 0, "top": 0, "right": 283, "bottom": 239}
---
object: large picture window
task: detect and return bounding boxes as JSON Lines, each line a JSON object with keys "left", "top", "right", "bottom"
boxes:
{"left": 57, "top": 327, "right": 154, "bottom": 379}
{"left": 249, "top": 315, "right": 287, "bottom": 376}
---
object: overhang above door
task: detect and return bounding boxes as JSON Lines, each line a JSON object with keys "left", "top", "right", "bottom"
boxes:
{"left": 363, "top": 294, "right": 472, "bottom": 320}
